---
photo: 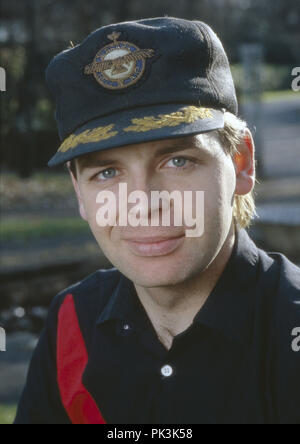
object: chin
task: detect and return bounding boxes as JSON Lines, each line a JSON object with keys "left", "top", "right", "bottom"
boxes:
{"left": 119, "top": 256, "right": 192, "bottom": 288}
{"left": 129, "top": 273, "right": 185, "bottom": 288}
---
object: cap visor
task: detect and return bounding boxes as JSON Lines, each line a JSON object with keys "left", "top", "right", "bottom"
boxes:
{"left": 48, "top": 104, "right": 224, "bottom": 167}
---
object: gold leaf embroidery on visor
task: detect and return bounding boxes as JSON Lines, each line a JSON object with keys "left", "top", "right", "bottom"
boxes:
{"left": 123, "top": 106, "right": 213, "bottom": 133}
{"left": 59, "top": 124, "right": 118, "bottom": 153}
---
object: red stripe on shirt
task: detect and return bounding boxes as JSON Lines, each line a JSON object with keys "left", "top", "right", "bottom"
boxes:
{"left": 57, "top": 293, "right": 106, "bottom": 424}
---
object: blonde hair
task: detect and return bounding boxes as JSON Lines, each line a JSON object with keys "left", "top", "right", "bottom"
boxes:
{"left": 218, "top": 112, "right": 257, "bottom": 229}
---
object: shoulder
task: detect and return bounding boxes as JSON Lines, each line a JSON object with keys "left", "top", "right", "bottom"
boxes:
{"left": 58, "top": 267, "right": 122, "bottom": 302}
{"left": 257, "top": 249, "right": 300, "bottom": 311}
{"left": 47, "top": 268, "right": 122, "bottom": 328}
{"left": 251, "top": 248, "right": 300, "bottom": 423}
{"left": 256, "top": 248, "right": 300, "bottom": 339}
{"left": 267, "top": 252, "right": 300, "bottom": 341}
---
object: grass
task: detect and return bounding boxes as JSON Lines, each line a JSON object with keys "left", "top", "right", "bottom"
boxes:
{"left": 239, "top": 90, "right": 298, "bottom": 105}
{"left": 262, "top": 90, "right": 299, "bottom": 102}
{"left": 0, "top": 171, "right": 90, "bottom": 242}
{"left": 0, "top": 404, "right": 17, "bottom": 425}
{"left": 0, "top": 217, "right": 90, "bottom": 242}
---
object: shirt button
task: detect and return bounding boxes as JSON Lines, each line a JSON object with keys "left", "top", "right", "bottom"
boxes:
{"left": 161, "top": 365, "right": 173, "bottom": 377}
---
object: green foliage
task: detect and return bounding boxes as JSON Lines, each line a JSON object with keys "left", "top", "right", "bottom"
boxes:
{"left": 0, "top": 47, "right": 26, "bottom": 81}
{"left": 0, "top": 404, "right": 17, "bottom": 425}
{"left": 0, "top": 173, "right": 89, "bottom": 241}
{"left": 0, "top": 217, "right": 89, "bottom": 242}
{"left": 231, "top": 64, "right": 292, "bottom": 94}
{"left": 262, "top": 90, "right": 298, "bottom": 102}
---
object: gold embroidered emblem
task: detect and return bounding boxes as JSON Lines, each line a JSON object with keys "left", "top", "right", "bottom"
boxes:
{"left": 124, "top": 106, "right": 213, "bottom": 133}
{"left": 84, "top": 32, "right": 155, "bottom": 90}
{"left": 58, "top": 124, "right": 118, "bottom": 153}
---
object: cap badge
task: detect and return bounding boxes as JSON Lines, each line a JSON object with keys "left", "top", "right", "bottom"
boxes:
{"left": 84, "top": 32, "right": 155, "bottom": 90}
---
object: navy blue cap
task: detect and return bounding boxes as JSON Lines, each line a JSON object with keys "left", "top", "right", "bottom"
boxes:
{"left": 46, "top": 17, "right": 238, "bottom": 167}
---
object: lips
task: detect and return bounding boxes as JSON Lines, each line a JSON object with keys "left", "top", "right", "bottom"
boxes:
{"left": 123, "top": 234, "right": 185, "bottom": 257}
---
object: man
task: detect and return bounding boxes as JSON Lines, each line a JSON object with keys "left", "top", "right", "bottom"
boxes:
{"left": 15, "top": 17, "right": 300, "bottom": 424}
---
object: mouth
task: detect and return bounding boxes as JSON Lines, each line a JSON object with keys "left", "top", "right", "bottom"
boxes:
{"left": 123, "top": 234, "right": 185, "bottom": 257}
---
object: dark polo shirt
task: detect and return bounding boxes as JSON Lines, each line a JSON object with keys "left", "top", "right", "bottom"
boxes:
{"left": 15, "top": 229, "right": 300, "bottom": 424}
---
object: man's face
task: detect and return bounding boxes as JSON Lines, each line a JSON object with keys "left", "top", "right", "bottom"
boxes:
{"left": 71, "top": 133, "right": 245, "bottom": 288}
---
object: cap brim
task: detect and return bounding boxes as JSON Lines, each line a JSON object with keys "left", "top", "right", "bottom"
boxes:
{"left": 48, "top": 104, "right": 225, "bottom": 167}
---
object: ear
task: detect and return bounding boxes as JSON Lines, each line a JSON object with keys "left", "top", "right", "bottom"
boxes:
{"left": 233, "top": 128, "right": 256, "bottom": 196}
{"left": 69, "top": 167, "right": 88, "bottom": 222}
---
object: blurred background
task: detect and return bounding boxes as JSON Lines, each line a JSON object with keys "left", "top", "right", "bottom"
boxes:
{"left": 0, "top": 0, "right": 299, "bottom": 424}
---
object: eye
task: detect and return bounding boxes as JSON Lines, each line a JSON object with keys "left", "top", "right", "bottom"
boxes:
{"left": 96, "top": 167, "right": 119, "bottom": 181}
{"left": 165, "top": 157, "right": 189, "bottom": 169}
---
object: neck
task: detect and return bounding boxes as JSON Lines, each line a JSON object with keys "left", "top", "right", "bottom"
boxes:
{"left": 134, "top": 224, "right": 236, "bottom": 349}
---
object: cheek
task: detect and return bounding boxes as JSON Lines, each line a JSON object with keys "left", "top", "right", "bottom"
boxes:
{"left": 79, "top": 187, "right": 111, "bottom": 239}
{"left": 215, "top": 161, "right": 236, "bottom": 219}
{"left": 87, "top": 208, "right": 113, "bottom": 254}
{"left": 80, "top": 189, "right": 98, "bottom": 220}
{"left": 220, "top": 158, "right": 237, "bottom": 203}
{"left": 202, "top": 160, "right": 236, "bottom": 220}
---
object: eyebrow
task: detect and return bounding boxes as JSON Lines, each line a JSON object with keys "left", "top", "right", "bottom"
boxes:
{"left": 78, "top": 140, "right": 201, "bottom": 173}
{"left": 78, "top": 157, "right": 121, "bottom": 172}
{"left": 155, "top": 143, "right": 200, "bottom": 156}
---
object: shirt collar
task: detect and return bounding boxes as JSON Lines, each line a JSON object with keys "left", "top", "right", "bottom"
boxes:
{"left": 96, "top": 269, "right": 143, "bottom": 326}
{"left": 97, "top": 228, "right": 260, "bottom": 346}
{"left": 193, "top": 228, "right": 260, "bottom": 346}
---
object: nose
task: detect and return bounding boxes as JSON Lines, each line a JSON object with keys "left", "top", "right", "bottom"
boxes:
{"left": 125, "top": 172, "right": 163, "bottom": 224}
{"left": 118, "top": 172, "right": 182, "bottom": 229}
